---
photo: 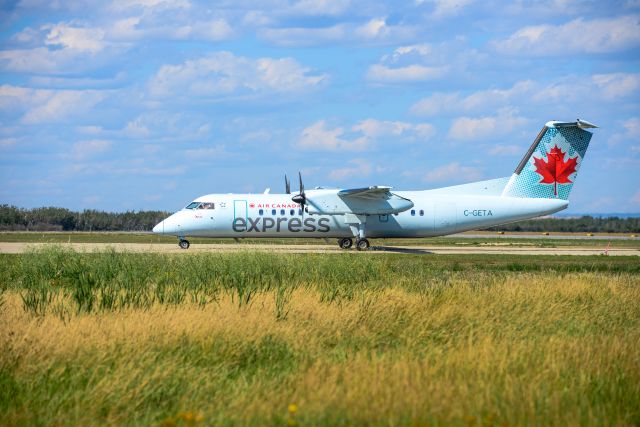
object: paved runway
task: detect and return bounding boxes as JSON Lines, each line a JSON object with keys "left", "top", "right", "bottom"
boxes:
{"left": 1, "top": 242, "right": 638, "bottom": 256}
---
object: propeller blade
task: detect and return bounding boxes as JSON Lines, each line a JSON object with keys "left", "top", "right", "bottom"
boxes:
{"left": 298, "top": 171, "right": 304, "bottom": 194}
{"left": 285, "top": 174, "right": 291, "bottom": 194}
{"left": 292, "top": 171, "right": 306, "bottom": 206}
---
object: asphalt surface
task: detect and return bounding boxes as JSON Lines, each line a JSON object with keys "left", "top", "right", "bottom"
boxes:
{"left": 1, "top": 242, "right": 638, "bottom": 256}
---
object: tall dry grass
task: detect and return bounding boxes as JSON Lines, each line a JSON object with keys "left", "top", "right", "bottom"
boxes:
{"left": 1, "top": 249, "right": 639, "bottom": 426}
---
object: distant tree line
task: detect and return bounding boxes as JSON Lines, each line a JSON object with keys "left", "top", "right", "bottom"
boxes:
{"left": 0, "top": 205, "right": 170, "bottom": 232}
{"left": 487, "top": 216, "right": 639, "bottom": 233}
{"left": 0, "top": 204, "right": 638, "bottom": 233}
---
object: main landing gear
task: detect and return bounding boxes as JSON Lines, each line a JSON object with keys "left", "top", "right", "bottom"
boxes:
{"left": 337, "top": 237, "right": 370, "bottom": 251}
{"left": 338, "top": 238, "right": 353, "bottom": 249}
{"left": 356, "top": 238, "right": 370, "bottom": 251}
{"left": 178, "top": 239, "right": 190, "bottom": 249}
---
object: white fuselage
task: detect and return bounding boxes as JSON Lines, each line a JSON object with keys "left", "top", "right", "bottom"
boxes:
{"left": 153, "top": 190, "right": 568, "bottom": 239}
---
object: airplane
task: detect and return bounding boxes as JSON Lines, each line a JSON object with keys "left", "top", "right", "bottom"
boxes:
{"left": 153, "top": 119, "right": 597, "bottom": 250}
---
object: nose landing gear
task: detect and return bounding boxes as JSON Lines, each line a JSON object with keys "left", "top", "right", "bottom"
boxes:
{"left": 178, "top": 239, "right": 190, "bottom": 249}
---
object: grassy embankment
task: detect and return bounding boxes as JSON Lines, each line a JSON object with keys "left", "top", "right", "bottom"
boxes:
{"left": 1, "top": 248, "right": 639, "bottom": 426}
{"left": 1, "top": 231, "right": 639, "bottom": 248}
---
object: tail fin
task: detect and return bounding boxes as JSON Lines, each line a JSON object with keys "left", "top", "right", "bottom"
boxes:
{"left": 502, "top": 119, "right": 597, "bottom": 199}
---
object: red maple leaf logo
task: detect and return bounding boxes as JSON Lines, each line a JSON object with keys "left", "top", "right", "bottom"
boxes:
{"left": 249, "top": 203, "right": 255, "bottom": 208}
{"left": 533, "top": 145, "right": 578, "bottom": 196}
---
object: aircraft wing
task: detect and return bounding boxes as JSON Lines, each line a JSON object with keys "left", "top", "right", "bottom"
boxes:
{"left": 305, "top": 186, "right": 413, "bottom": 215}
{"left": 338, "top": 186, "right": 393, "bottom": 200}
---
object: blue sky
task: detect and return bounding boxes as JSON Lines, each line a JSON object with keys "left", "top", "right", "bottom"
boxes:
{"left": 1, "top": 0, "right": 639, "bottom": 213}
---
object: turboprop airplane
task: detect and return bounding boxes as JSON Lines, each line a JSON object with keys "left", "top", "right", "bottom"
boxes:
{"left": 153, "top": 119, "right": 597, "bottom": 250}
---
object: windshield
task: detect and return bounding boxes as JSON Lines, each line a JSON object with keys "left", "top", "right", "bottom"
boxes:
{"left": 185, "top": 202, "right": 200, "bottom": 209}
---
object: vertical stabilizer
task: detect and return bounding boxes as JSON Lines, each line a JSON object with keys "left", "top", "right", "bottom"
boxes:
{"left": 502, "top": 119, "right": 596, "bottom": 200}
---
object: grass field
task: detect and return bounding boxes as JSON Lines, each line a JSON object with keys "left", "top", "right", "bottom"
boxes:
{"left": 1, "top": 248, "right": 639, "bottom": 426}
{"left": 1, "top": 231, "right": 639, "bottom": 248}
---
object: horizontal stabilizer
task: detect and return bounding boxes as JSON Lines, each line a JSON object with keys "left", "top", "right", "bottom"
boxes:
{"left": 546, "top": 119, "right": 598, "bottom": 129}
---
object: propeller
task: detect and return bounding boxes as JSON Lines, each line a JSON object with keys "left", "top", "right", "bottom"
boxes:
{"left": 291, "top": 171, "right": 306, "bottom": 208}
{"left": 284, "top": 174, "right": 291, "bottom": 194}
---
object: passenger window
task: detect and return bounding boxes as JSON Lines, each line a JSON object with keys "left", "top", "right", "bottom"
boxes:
{"left": 298, "top": 209, "right": 302, "bottom": 215}
{"left": 271, "top": 209, "right": 276, "bottom": 215}
{"left": 411, "top": 210, "right": 415, "bottom": 216}
{"left": 259, "top": 209, "right": 264, "bottom": 215}
{"left": 419, "top": 209, "right": 424, "bottom": 216}
{"left": 290, "top": 209, "right": 294, "bottom": 216}
{"left": 280, "top": 209, "right": 285, "bottom": 215}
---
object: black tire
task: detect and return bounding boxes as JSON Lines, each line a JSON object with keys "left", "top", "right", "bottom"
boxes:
{"left": 356, "top": 238, "right": 370, "bottom": 251}
{"left": 179, "top": 240, "right": 190, "bottom": 249}
{"left": 338, "top": 238, "right": 353, "bottom": 249}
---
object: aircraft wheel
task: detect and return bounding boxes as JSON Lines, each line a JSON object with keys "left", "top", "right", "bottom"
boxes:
{"left": 356, "top": 238, "right": 370, "bottom": 251}
{"left": 338, "top": 238, "right": 353, "bottom": 249}
{"left": 179, "top": 239, "right": 190, "bottom": 249}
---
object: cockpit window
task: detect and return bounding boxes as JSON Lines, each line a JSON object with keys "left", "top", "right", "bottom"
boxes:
{"left": 199, "top": 203, "right": 214, "bottom": 210}
{"left": 185, "top": 202, "right": 200, "bottom": 209}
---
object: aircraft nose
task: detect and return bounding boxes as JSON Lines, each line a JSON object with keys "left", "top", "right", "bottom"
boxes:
{"left": 152, "top": 220, "right": 164, "bottom": 234}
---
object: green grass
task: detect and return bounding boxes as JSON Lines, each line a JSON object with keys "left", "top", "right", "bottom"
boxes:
{"left": 1, "top": 248, "right": 639, "bottom": 426}
{"left": 1, "top": 231, "right": 639, "bottom": 248}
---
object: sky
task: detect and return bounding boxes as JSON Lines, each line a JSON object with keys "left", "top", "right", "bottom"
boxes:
{"left": 0, "top": 0, "right": 639, "bottom": 213}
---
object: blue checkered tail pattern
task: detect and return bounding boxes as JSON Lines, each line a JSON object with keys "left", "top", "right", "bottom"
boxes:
{"left": 501, "top": 120, "right": 597, "bottom": 200}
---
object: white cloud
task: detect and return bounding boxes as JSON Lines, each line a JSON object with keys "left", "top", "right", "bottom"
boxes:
{"left": 44, "top": 23, "right": 106, "bottom": 53}
{"left": 352, "top": 119, "right": 436, "bottom": 140}
{"left": 355, "top": 18, "right": 388, "bottom": 39}
{"left": 22, "top": 90, "right": 105, "bottom": 124}
{"left": 297, "top": 118, "right": 435, "bottom": 151}
{"left": 412, "top": 74, "right": 640, "bottom": 117}
{"left": 0, "top": 138, "right": 18, "bottom": 147}
{"left": 0, "top": 23, "right": 121, "bottom": 73}
{"left": 424, "top": 162, "right": 483, "bottom": 183}
{"left": 0, "top": 48, "right": 77, "bottom": 73}
{"left": 105, "top": 14, "right": 233, "bottom": 42}
{"left": 418, "top": 0, "right": 475, "bottom": 17}
{"left": 448, "top": 109, "right": 528, "bottom": 140}
{"left": 367, "top": 43, "right": 453, "bottom": 83}
{"left": 411, "top": 81, "right": 534, "bottom": 116}
{"left": 0, "top": 85, "right": 106, "bottom": 124}
{"left": 260, "top": 25, "right": 346, "bottom": 47}
{"left": 297, "top": 120, "right": 368, "bottom": 151}
{"left": 494, "top": 15, "right": 640, "bottom": 55}
{"left": 329, "top": 159, "right": 372, "bottom": 180}
{"left": 367, "top": 64, "right": 448, "bottom": 83}
{"left": 260, "top": 18, "right": 414, "bottom": 47}
{"left": 288, "top": 0, "right": 350, "bottom": 16}
{"left": 76, "top": 125, "right": 104, "bottom": 135}
{"left": 110, "top": 0, "right": 191, "bottom": 11}
{"left": 188, "top": 19, "right": 233, "bottom": 41}
{"left": 72, "top": 139, "right": 112, "bottom": 159}
{"left": 592, "top": 73, "right": 640, "bottom": 100}
{"left": 608, "top": 118, "right": 640, "bottom": 149}
{"left": 12, "top": 26, "right": 40, "bottom": 44}
{"left": 489, "top": 144, "right": 521, "bottom": 156}
{"left": 121, "top": 112, "right": 210, "bottom": 141}
{"left": 148, "top": 52, "right": 326, "bottom": 98}
{"left": 123, "top": 117, "right": 152, "bottom": 138}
